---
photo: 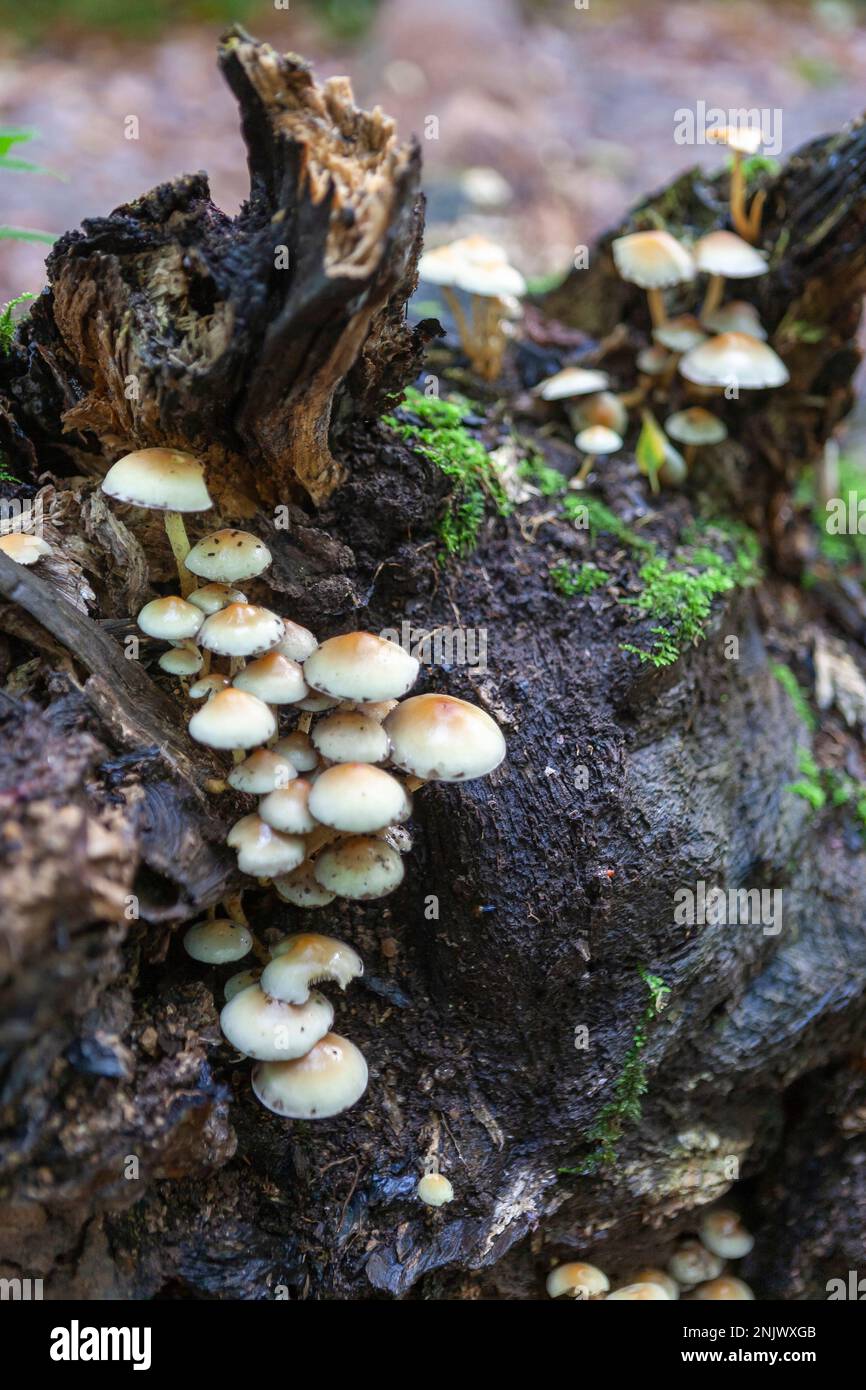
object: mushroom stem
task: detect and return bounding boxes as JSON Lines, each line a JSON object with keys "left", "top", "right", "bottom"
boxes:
{"left": 442, "top": 286, "right": 476, "bottom": 362}
{"left": 685, "top": 443, "right": 696, "bottom": 470}
{"left": 163, "top": 511, "right": 194, "bottom": 596}
{"left": 619, "top": 379, "right": 650, "bottom": 408}
{"left": 701, "top": 274, "right": 725, "bottom": 318}
{"left": 232, "top": 748, "right": 246, "bottom": 764}
{"left": 297, "top": 711, "right": 313, "bottom": 735}
{"left": 573, "top": 452, "right": 595, "bottom": 486}
{"left": 222, "top": 892, "right": 248, "bottom": 927}
{"left": 405, "top": 775, "right": 425, "bottom": 793}
{"left": 646, "top": 288, "right": 667, "bottom": 328}
{"left": 746, "top": 187, "right": 767, "bottom": 243}
{"left": 729, "top": 151, "right": 751, "bottom": 241}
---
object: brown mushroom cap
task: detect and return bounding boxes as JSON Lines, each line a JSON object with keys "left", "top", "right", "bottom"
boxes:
{"left": 384, "top": 693, "right": 506, "bottom": 782}
{"left": 101, "top": 447, "right": 213, "bottom": 513}
{"left": 691, "top": 1277, "right": 755, "bottom": 1301}
{"left": 251, "top": 1033, "right": 368, "bottom": 1118}
{"left": 546, "top": 1262, "right": 610, "bottom": 1299}
{"left": 653, "top": 314, "right": 707, "bottom": 353}
{"left": 273, "top": 860, "right": 336, "bottom": 909}
{"left": 679, "top": 332, "right": 788, "bottom": 389}
{"left": 612, "top": 230, "right": 695, "bottom": 289}
{"left": 158, "top": 641, "right": 204, "bottom": 676}
{"left": 694, "top": 230, "right": 768, "bottom": 279}
{"left": 263, "top": 932, "right": 363, "bottom": 1004}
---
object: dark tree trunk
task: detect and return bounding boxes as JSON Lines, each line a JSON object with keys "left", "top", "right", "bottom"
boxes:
{"left": 1, "top": 29, "right": 865, "bottom": 1301}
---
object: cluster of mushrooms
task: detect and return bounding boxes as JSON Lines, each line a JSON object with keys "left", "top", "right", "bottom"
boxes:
{"left": 95, "top": 445, "right": 506, "bottom": 1121}
{"left": 418, "top": 232, "right": 526, "bottom": 381}
{"left": 546, "top": 1206, "right": 756, "bottom": 1301}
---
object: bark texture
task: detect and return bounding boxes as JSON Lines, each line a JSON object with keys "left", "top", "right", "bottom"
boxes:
{"left": 0, "top": 33, "right": 865, "bottom": 1300}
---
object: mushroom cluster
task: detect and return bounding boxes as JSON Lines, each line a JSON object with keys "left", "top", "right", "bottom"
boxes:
{"left": 545, "top": 1206, "right": 756, "bottom": 1301}
{"left": 419, "top": 233, "right": 525, "bottom": 381}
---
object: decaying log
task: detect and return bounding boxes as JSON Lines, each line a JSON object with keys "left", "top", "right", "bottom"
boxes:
{"left": 1, "top": 29, "right": 865, "bottom": 1301}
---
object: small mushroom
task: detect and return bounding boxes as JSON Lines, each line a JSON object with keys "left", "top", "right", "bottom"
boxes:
{"left": 679, "top": 332, "right": 788, "bottom": 390}
{"left": 572, "top": 391, "right": 628, "bottom": 437}
{"left": 183, "top": 918, "right": 253, "bottom": 964}
{"left": 184, "top": 528, "right": 272, "bottom": 584}
{"left": 273, "top": 731, "right": 319, "bottom": 772}
{"left": 572, "top": 424, "right": 622, "bottom": 486}
{"left": 262, "top": 932, "right": 363, "bottom": 1004}
{"left": 273, "top": 861, "right": 336, "bottom": 909}
{"left": 308, "top": 763, "right": 411, "bottom": 834}
{"left": 384, "top": 693, "right": 506, "bottom": 782}
{"left": 188, "top": 673, "right": 229, "bottom": 701}
{"left": 417, "top": 1173, "right": 454, "bottom": 1208}
{"left": 631, "top": 1268, "right": 680, "bottom": 1300}
{"left": 313, "top": 835, "right": 405, "bottom": 900}
{"left": 219, "top": 985, "right": 333, "bottom": 1060}
{"left": 699, "top": 1208, "right": 754, "bottom": 1260}
{"left": 612, "top": 229, "right": 695, "bottom": 328}
{"left": 694, "top": 230, "right": 768, "bottom": 318}
{"left": 259, "top": 779, "right": 317, "bottom": 835}
{"left": 653, "top": 314, "right": 707, "bottom": 354}
{"left": 137, "top": 596, "right": 204, "bottom": 643}
{"left": 233, "top": 650, "right": 309, "bottom": 704}
{"left": 312, "top": 710, "right": 391, "bottom": 764}
{"left": 606, "top": 1282, "right": 670, "bottom": 1300}
{"left": 0, "top": 532, "right": 52, "bottom": 565}
{"left": 224, "top": 968, "right": 261, "bottom": 1002}
{"left": 101, "top": 447, "right": 212, "bottom": 596}
{"left": 546, "top": 1262, "right": 610, "bottom": 1299}
{"left": 664, "top": 407, "right": 728, "bottom": 468}
{"left": 273, "top": 620, "right": 319, "bottom": 663}
{"left": 667, "top": 1239, "right": 724, "bottom": 1288}
{"left": 227, "top": 813, "right": 306, "bottom": 877}
{"left": 690, "top": 1276, "right": 754, "bottom": 1301}
{"left": 188, "top": 688, "right": 276, "bottom": 750}
{"left": 251, "top": 1033, "right": 368, "bottom": 1118}
{"left": 158, "top": 641, "right": 203, "bottom": 677}
{"left": 227, "top": 748, "right": 296, "bottom": 794}
{"left": 534, "top": 366, "right": 610, "bottom": 403}
{"left": 304, "top": 631, "right": 419, "bottom": 702}
{"left": 701, "top": 299, "right": 766, "bottom": 339}
{"left": 187, "top": 582, "right": 248, "bottom": 614}
{"left": 419, "top": 234, "right": 525, "bottom": 380}
{"left": 706, "top": 123, "right": 766, "bottom": 242}
{"left": 198, "top": 603, "right": 285, "bottom": 659}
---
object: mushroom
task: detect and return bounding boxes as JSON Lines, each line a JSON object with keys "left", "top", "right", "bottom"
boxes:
{"left": 273, "top": 861, "right": 336, "bottom": 909}
{"left": 611, "top": 229, "right": 695, "bottom": 328}
{"left": 545, "top": 1262, "right": 610, "bottom": 1299}
{"left": 313, "top": 835, "right": 405, "bottom": 900}
{"left": 188, "top": 673, "right": 229, "bottom": 700}
{"left": 262, "top": 933, "right": 363, "bottom": 1004}
{"left": 273, "top": 620, "right": 318, "bottom": 663}
{"left": 572, "top": 424, "right": 622, "bottom": 487}
{"left": 187, "top": 582, "right": 248, "bottom": 614}
{"left": 219, "top": 985, "right": 334, "bottom": 1060}
{"left": 158, "top": 641, "right": 203, "bottom": 677}
{"left": 621, "top": 344, "right": 673, "bottom": 407}
{"left": 679, "top": 332, "right": 789, "bottom": 390}
{"left": 694, "top": 230, "right": 768, "bottom": 318}
{"left": 0, "top": 532, "right": 52, "bottom": 565}
{"left": 312, "top": 710, "right": 391, "bottom": 764}
{"left": 667, "top": 1239, "right": 724, "bottom": 1288}
{"left": 384, "top": 693, "right": 506, "bottom": 782}
{"left": 273, "top": 731, "right": 319, "bottom": 773}
{"left": 259, "top": 779, "right": 317, "bottom": 835}
{"left": 690, "top": 1277, "right": 754, "bottom": 1301}
{"left": 233, "top": 651, "right": 309, "bottom": 705}
{"left": 572, "top": 391, "right": 628, "bottom": 437}
{"left": 699, "top": 1208, "right": 755, "bottom": 1260}
{"left": 188, "top": 688, "right": 276, "bottom": 750}
{"left": 227, "top": 748, "right": 296, "bottom": 794}
{"left": 418, "top": 234, "right": 525, "bottom": 380}
{"left": 353, "top": 699, "right": 399, "bottom": 722}
{"left": 227, "top": 813, "right": 306, "bottom": 877}
{"left": 664, "top": 407, "right": 728, "bottom": 468}
{"left": 101, "top": 447, "right": 212, "bottom": 596}
{"left": 417, "top": 1173, "right": 454, "bottom": 1208}
{"left": 653, "top": 314, "right": 707, "bottom": 354}
{"left": 251, "top": 1033, "right": 368, "bottom": 1118}
{"left": 137, "top": 596, "right": 203, "bottom": 643}
{"left": 308, "top": 763, "right": 412, "bottom": 834}
{"left": 303, "top": 631, "right": 419, "bottom": 702}
{"left": 701, "top": 299, "right": 767, "bottom": 339}
{"left": 706, "top": 123, "right": 766, "bottom": 242}
{"left": 631, "top": 1268, "right": 680, "bottom": 1300}
{"left": 295, "top": 689, "right": 341, "bottom": 713}
{"left": 183, "top": 918, "right": 253, "bottom": 964}
{"left": 198, "top": 602, "right": 285, "bottom": 660}
{"left": 606, "top": 1282, "right": 671, "bottom": 1300}
{"left": 224, "top": 968, "right": 261, "bottom": 1002}
{"left": 184, "top": 528, "right": 272, "bottom": 584}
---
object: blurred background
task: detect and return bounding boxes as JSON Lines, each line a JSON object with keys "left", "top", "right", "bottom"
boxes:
{"left": 1, "top": 0, "right": 866, "bottom": 303}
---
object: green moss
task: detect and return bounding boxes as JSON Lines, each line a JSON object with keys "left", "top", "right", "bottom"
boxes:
{"left": 784, "top": 747, "right": 866, "bottom": 838}
{"left": 771, "top": 663, "right": 817, "bottom": 732}
{"left": 740, "top": 153, "right": 781, "bottom": 182}
{"left": 560, "top": 967, "right": 670, "bottom": 1176}
{"left": 384, "top": 386, "right": 510, "bottom": 560}
{"left": 0, "top": 291, "right": 34, "bottom": 355}
{"left": 798, "top": 453, "right": 866, "bottom": 575}
{"left": 550, "top": 560, "right": 608, "bottom": 596}
{"left": 562, "top": 495, "right": 655, "bottom": 551}
{"left": 518, "top": 453, "right": 567, "bottom": 496}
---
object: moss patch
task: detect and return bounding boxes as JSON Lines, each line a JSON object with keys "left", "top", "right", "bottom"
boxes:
{"left": 550, "top": 560, "right": 609, "bottom": 596}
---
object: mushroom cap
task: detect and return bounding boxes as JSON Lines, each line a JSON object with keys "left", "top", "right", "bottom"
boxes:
{"left": 198, "top": 602, "right": 285, "bottom": 657}
{"left": 311, "top": 710, "right": 390, "bottom": 764}
{"left": 0, "top": 532, "right": 52, "bottom": 565}
{"left": 137, "top": 596, "right": 204, "bottom": 641}
{"left": 653, "top": 314, "right": 707, "bottom": 353}
{"left": 313, "top": 835, "right": 405, "bottom": 900}
{"left": 295, "top": 689, "right": 341, "bottom": 713}
{"left": 220, "top": 985, "right": 333, "bottom": 1061}
{"left": 458, "top": 259, "right": 526, "bottom": 299}
{"left": 575, "top": 424, "right": 622, "bottom": 455}
{"left": 259, "top": 779, "right": 317, "bottom": 835}
{"left": 187, "top": 583, "right": 248, "bottom": 614}
{"left": 679, "top": 332, "right": 788, "bottom": 389}
{"left": 572, "top": 391, "right": 628, "bottom": 436}
{"left": 101, "top": 447, "right": 213, "bottom": 513}
{"left": 636, "top": 345, "right": 672, "bottom": 376}
{"left": 702, "top": 300, "right": 767, "bottom": 339}
{"left": 227, "top": 748, "right": 297, "bottom": 794}
{"left": 706, "top": 124, "right": 763, "bottom": 155}
{"left": 546, "top": 1262, "right": 610, "bottom": 1299}
{"left": 224, "top": 968, "right": 261, "bottom": 1002}
{"left": 188, "top": 688, "right": 276, "bottom": 750}
{"left": 694, "top": 230, "right": 768, "bottom": 279}
{"left": 226, "top": 812, "right": 263, "bottom": 849}
{"left": 420, "top": 234, "right": 525, "bottom": 298}
{"left": 263, "top": 932, "right": 363, "bottom": 1004}
{"left": 229, "top": 814, "right": 306, "bottom": 877}
{"left": 384, "top": 693, "right": 506, "bottom": 782}
{"left": 303, "top": 631, "right": 419, "bottom": 702}
{"left": 353, "top": 698, "right": 399, "bottom": 722}
{"left": 418, "top": 242, "right": 464, "bottom": 287}
{"left": 233, "top": 651, "right": 308, "bottom": 704}
{"left": 417, "top": 1173, "right": 454, "bottom": 1207}
{"left": 184, "top": 528, "right": 272, "bottom": 582}
{"left": 664, "top": 407, "right": 728, "bottom": 445}
{"left": 667, "top": 1239, "right": 725, "bottom": 1287}
{"left": 535, "top": 366, "right": 610, "bottom": 401}
{"left": 308, "top": 763, "right": 411, "bottom": 834}
{"left": 273, "top": 731, "right": 319, "bottom": 773}
{"left": 606, "top": 1282, "right": 670, "bottom": 1300}
{"left": 612, "top": 230, "right": 695, "bottom": 289}
{"left": 183, "top": 918, "right": 253, "bottom": 964}
{"left": 158, "top": 642, "right": 203, "bottom": 676}
{"left": 632, "top": 1268, "right": 680, "bottom": 1300}
{"left": 188, "top": 674, "right": 229, "bottom": 700}
{"left": 252, "top": 1033, "right": 368, "bottom": 1118}
{"left": 273, "top": 620, "right": 319, "bottom": 664}
{"left": 699, "top": 1208, "right": 755, "bottom": 1260}
{"left": 691, "top": 1277, "right": 755, "bottom": 1301}
{"left": 273, "top": 861, "right": 336, "bottom": 909}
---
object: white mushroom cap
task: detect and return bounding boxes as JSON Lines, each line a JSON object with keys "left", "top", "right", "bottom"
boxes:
{"left": 312, "top": 710, "right": 390, "bottom": 764}
{"left": 667, "top": 1240, "right": 725, "bottom": 1288}
{"left": 251, "top": 1033, "right": 368, "bottom": 1118}
{"left": 184, "top": 528, "right": 272, "bottom": 582}
{"left": 233, "top": 651, "right": 308, "bottom": 704}
{"left": 702, "top": 300, "right": 767, "bottom": 339}
{"left": 665, "top": 408, "right": 728, "bottom": 445}
{"left": 606, "top": 1283, "right": 670, "bottom": 1300}
{"left": 313, "top": 835, "right": 405, "bottom": 900}
{"left": 679, "top": 332, "right": 788, "bottom": 388}
{"left": 632, "top": 1268, "right": 680, "bottom": 1300}
{"left": 418, "top": 242, "right": 465, "bottom": 287}
{"left": 224, "top": 968, "right": 261, "bottom": 1002}
{"left": 308, "top": 764, "right": 411, "bottom": 834}
{"left": 420, "top": 234, "right": 525, "bottom": 298}
{"left": 458, "top": 260, "right": 526, "bottom": 299}
{"left": 188, "top": 688, "right": 276, "bottom": 749}
{"left": 226, "top": 812, "right": 262, "bottom": 849}
{"left": 259, "top": 779, "right": 317, "bottom": 834}
{"left": 101, "top": 447, "right": 213, "bottom": 513}
{"left": 575, "top": 425, "right": 622, "bottom": 455}
{"left": 158, "top": 641, "right": 204, "bottom": 676}
{"left": 0, "top": 532, "right": 52, "bottom": 565}
{"left": 546, "top": 1263, "right": 610, "bottom": 1299}
{"left": 227, "top": 748, "right": 297, "bottom": 794}
{"left": 694, "top": 230, "right": 768, "bottom": 279}
{"left": 262, "top": 932, "right": 363, "bottom": 1004}
{"left": 636, "top": 345, "right": 672, "bottom": 376}
{"left": 188, "top": 673, "right": 229, "bottom": 700}
{"left": 273, "top": 731, "right": 319, "bottom": 773}
{"left": 699, "top": 1209, "right": 755, "bottom": 1260}
{"left": 187, "top": 583, "right": 248, "bottom": 614}
{"left": 417, "top": 1173, "right": 454, "bottom": 1207}
{"left": 198, "top": 602, "right": 285, "bottom": 657}
{"left": 573, "top": 392, "right": 628, "bottom": 436}
{"left": 691, "top": 1277, "right": 755, "bottom": 1301}
{"left": 706, "top": 124, "right": 763, "bottom": 156}
{"left": 653, "top": 314, "right": 707, "bottom": 353}
{"left": 535, "top": 366, "right": 610, "bottom": 401}
{"left": 273, "top": 620, "right": 319, "bottom": 663}
{"left": 138, "top": 596, "right": 204, "bottom": 641}
{"left": 229, "top": 814, "right": 306, "bottom": 877}
{"left": 304, "top": 632, "right": 419, "bottom": 702}
{"left": 384, "top": 693, "right": 506, "bottom": 782}
{"left": 183, "top": 918, "right": 253, "bottom": 964}
{"left": 220, "top": 985, "right": 333, "bottom": 1060}
{"left": 612, "top": 230, "right": 695, "bottom": 289}
{"left": 295, "top": 689, "right": 341, "bottom": 713}
{"left": 273, "top": 861, "right": 336, "bottom": 908}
